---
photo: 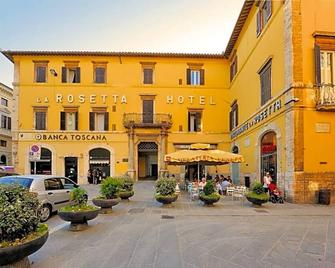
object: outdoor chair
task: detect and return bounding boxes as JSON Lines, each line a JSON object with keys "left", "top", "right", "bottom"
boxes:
{"left": 233, "top": 186, "right": 246, "bottom": 206}
{"left": 226, "top": 186, "right": 235, "bottom": 200}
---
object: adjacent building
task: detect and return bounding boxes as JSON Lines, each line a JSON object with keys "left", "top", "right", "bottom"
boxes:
{"left": 0, "top": 83, "right": 12, "bottom": 166}
{"left": 2, "top": 0, "right": 335, "bottom": 203}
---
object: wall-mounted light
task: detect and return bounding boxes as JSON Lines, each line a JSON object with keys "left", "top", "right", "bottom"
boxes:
{"left": 50, "top": 69, "right": 58, "bottom": 77}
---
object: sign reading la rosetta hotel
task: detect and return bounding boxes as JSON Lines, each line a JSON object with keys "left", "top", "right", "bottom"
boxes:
{"left": 35, "top": 134, "right": 107, "bottom": 141}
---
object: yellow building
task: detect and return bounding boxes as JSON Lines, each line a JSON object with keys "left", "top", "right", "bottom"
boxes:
{"left": 2, "top": 51, "right": 231, "bottom": 183}
{"left": 2, "top": 0, "right": 335, "bottom": 203}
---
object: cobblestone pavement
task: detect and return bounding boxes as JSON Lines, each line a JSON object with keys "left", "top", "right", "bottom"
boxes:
{"left": 31, "top": 181, "right": 335, "bottom": 268}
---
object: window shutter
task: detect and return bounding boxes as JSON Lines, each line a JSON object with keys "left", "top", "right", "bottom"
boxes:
{"left": 314, "top": 44, "right": 321, "bottom": 85}
{"left": 41, "top": 112, "right": 46, "bottom": 130}
{"left": 60, "top": 112, "right": 65, "bottom": 130}
{"left": 61, "top": 67, "right": 67, "bottom": 83}
{"left": 7, "top": 117, "right": 11, "bottom": 130}
{"left": 229, "top": 110, "right": 233, "bottom": 131}
{"left": 236, "top": 104, "right": 239, "bottom": 126}
{"left": 230, "top": 64, "right": 233, "bottom": 82}
{"left": 89, "top": 112, "right": 95, "bottom": 131}
{"left": 104, "top": 112, "right": 109, "bottom": 131}
{"left": 75, "top": 112, "right": 79, "bottom": 130}
{"left": 186, "top": 69, "right": 191, "bottom": 85}
{"left": 195, "top": 112, "right": 202, "bottom": 132}
{"left": 266, "top": 0, "right": 272, "bottom": 21}
{"left": 256, "top": 11, "right": 262, "bottom": 36}
{"left": 75, "top": 67, "right": 81, "bottom": 83}
{"left": 188, "top": 112, "right": 191, "bottom": 131}
{"left": 200, "top": 69, "right": 205, "bottom": 85}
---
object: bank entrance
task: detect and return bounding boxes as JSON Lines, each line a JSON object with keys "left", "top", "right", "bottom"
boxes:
{"left": 260, "top": 131, "right": 277, "bottom": 183}
{"left": 138, "top": 142, "right": 158, "bottom": 180}
{"left": 89, "top": 148, "right": 111, "bottom": 179}
{"left": 30, "top": 147, "right": 52, "bottom": 175}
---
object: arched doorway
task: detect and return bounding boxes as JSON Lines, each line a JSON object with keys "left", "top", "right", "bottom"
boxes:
{"left": 138, "top": 142, "right": 158, "bottom": 180}
{"left": 0, "top": 155, "right": 7, "bottom": 165}
{"left": 231, "top": 145, "right": 240, "bottom": 185}
{"left": 30, "top": 147, "right": 52, "bottom": 175}
{"left": 89, "top": 148, "right": 111, "bottom": 182}
{"left": 260, "top": 131, "right": 277, "bottom": 183}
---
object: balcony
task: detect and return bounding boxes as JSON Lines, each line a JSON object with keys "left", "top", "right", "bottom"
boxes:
{"left": 123, "top": 113, "right": 172, "bottom": 129}
{"left": 316, "top": 84, "right": 335, "bottom": 110}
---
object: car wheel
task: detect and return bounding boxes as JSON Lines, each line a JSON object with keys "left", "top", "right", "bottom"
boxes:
{"left": 40, "top": 204, "right": 51, "bottom": 222}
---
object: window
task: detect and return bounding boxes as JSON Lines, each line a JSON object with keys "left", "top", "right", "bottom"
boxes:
{"left": 0, "top": 140, "right": 7, "bottom": 147}
{"left": 94, "top": 64, "right": 107, "bottom": 84}
{"left": 1, "top": 98, "right": 8, "bottom": 107}
{"left": 44, "top": 178, "right": 64, "bottom": 191}
{"left": 34, "top": 61, "right": 48, "bottom": 83}
{"left": 62, "top": 65, "right": 80, "bottom": 83}
{"left": 256, "top": 0, "right": 272, "bottom": 36}
{"left": 89, "top": 112, "right": 109, "bottom": 131}
{"left": 230, "top": 102, "right": 238, "bottom": 131}
{"left": 143, "top": 68, "right": 153, "bottom": 84}
{"left": 188, "top": 110, "right": 202, "bottom": 132}
{"left": 35, "top": 111, "right": 47, "bottom": 130}
{"left": 259, "top": 60, "right": 272, "bottom": 105}
{"left": 320, "top": 51, "right": 334, "bottom": 84}
{"left": 60, "top": 111, "right": 78, "bottom": 130}
{"left": 230, "top": 55, "right": 238, "bottom": 81}
{"left": 1, "top": 115, "right": 11, "bottom": 130}
{"left": 187, "top": 68, "right": 205, "bottom": 85}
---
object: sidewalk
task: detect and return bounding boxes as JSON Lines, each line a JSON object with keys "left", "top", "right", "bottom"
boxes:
{"left": 30, "top": 181, "right": 335, "bottom": 268}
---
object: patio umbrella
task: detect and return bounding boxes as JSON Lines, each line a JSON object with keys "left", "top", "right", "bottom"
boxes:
{"left": 164, "top": 143, "right": 244, "bottom": 182}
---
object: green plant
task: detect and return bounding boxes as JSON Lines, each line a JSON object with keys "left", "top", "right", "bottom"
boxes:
{"left": 70, "top": 187, "right": 87, "bottom": 206}
{"left": 155, "top": 178, "right": 176, "bottom": 196}
{"left": 0, "top": 185, "right": 40, "bottom": 243}
{"left": 60, "top": 204, "right": 98, "bottom": 212}
{"left": 120, "top": 177, "right": 134, "bottom": 192}
{"left": 100, "top": 177, "right": 123, "bottom": 199}
{"left": 251, "top": 181, "right": 264, "bottom": 195}
{"left": 203, "top": 180, "right": 215, "bottom": 195}
{"left": 246, "top": 191, "right": 269, "bottom": 201}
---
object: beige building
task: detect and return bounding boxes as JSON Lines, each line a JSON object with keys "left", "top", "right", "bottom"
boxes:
{"left": 0, "top": 82, "right": 12, "bottom": 166}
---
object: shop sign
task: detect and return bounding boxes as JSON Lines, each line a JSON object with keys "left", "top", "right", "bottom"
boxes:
{"left": 231, "top": 99, "right": 282, "bottom": 139}
{"left": 35, "top": 134, "right": 107, "bottom": 141}
{"left": 29, "top": 145, "right": 41, "bottom": 160}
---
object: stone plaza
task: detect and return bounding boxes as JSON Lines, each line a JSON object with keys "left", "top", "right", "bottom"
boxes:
{"left": 29, "top": 182, "right": 335, "bottom": 268}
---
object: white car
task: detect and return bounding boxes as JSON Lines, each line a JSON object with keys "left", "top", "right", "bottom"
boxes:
{"left": 0, "top": 175, "right": 86, "bottom": 222}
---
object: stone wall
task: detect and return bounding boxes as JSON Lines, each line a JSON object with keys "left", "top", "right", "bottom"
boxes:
{"left": 293, "top": 172, "right": 335, "bottom": 204}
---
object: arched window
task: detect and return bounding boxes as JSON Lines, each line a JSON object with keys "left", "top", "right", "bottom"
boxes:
{"left": 260, "top": 131, "right": 277, "bottom": 183}
{"left": 0, "top": 155, "right": 7, "bottom": 165}
{"left": 31, "top": 147, "right": 52, "bottom": 175}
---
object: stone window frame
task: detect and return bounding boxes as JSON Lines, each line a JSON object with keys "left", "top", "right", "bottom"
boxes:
{"left": 33, "top": 60, "right": 49, "bottom": 83}
{"left": 186, "top": 63, "right": 205, "bottom": 86}
{"left": 187, "top": 108, "right": 203, "bottom": 132}
{"left": 256, "top": 0, "right": 272, "bottom": 37}
{"left": 258, "top": 58, "right": 272, "bottom": 106}
{"left": 62, "top": 61, "right": 80, "bottom": 84}
{"left": 230, "top": 51, "right": 238, "bottom": 82}
{"left": 140, "top": 62, "right": 156, "bottom": 85}
{"left": 92, "top": 61, "right": 108, "bottom": 84}
{"left": 33, "top": 106, "right": 48, "bottom": 131}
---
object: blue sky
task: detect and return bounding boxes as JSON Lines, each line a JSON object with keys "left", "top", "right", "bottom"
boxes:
{"left": 0, "top": 0, "right": 244, "bottom": 87}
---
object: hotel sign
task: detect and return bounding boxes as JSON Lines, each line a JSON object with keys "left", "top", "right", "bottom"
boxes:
{"left": 231, "top": 99, "right": 282, "bottom": 139}
{"left": 35, "top": 134, "right": 107, "bottom": 141}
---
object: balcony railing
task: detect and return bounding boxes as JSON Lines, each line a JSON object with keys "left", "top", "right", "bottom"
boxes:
{"left": 123, "top": 113, "right": 172, "bottom": 128}
{"left": 316, "top": 84, "right": 335, "bottom": 110}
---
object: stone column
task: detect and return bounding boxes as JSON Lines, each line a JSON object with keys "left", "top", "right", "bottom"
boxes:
{"left": 12, "top": 61, "right": 20, "bottom": 173}
{"left": 159, "top": 128, "right": 168, "bottom": 178}
{"left": 127, "top": 128, "right": 136, "bottom": 180}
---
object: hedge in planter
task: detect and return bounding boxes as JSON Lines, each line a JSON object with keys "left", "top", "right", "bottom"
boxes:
{"left": 119, "top": 177, "right": 134, "bottom": 200}
{"left": 0, "top": 185, "right": 49, "bottom": 266}
{"left": 59, "top": 188, "right": 99, "bottom": 231}
{"left": 246, "top": 182, "right": 269, "bottom": 206}
{"left": 92, "top": 177, "right": 122, "bottom": 213}
{"left": 199, "top": 181, "right": 220, "bottom": 205}
{"left": 155, "top": 178, "right": 178, "bottom": 205}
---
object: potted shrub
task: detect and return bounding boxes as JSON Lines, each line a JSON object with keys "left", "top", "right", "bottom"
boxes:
{"left": 246, "top": 181, "right": 269, "bottom": 206}
{"left": 58, "top": 187, "right": 99, "bottom": 231}
{"left": 155, "top": 178, "right": 178, "bottom": 205}
{"left": 119, "top": 177, "right": 134, "bottom": 200}
{"left": 0, "top": 185, "right": 49, "bottom": 266}
{"left": 199, "top": 180, "right": 221, "bottom": 205}
{"left": 92, "top": 177, "right": 122, "bottom": 213}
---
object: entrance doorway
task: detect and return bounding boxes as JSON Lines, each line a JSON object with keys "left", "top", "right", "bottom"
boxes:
{"left": 231, "top": 145, "right": 240, "bottom": 185}
{"left": 30, "top": 147, "right": 52, "bottom": 175}
{"left": 185, "top": 164, "right": 204, "bottom": 181}
{"left": 65, "top": 157, "right": 78, "bottom": 183}
{"left": 260, "top": 131, "right": 277, "bottom": 183}
{"left": 89, "top": 148, "right": 111, "bottom": 183}
{"left": 138, "top": 142, "right": 158, "bottom": 180}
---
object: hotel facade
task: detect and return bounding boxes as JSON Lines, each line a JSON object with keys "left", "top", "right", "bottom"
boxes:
{"left": 2, "top": 0, "right": 335, "bottom": 203}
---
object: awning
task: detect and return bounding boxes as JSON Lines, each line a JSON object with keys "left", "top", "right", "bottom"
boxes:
{"left": 89, "top": 160, "right": 110, "bottom": 164}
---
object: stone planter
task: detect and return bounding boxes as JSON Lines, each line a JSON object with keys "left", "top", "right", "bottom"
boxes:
{"left": 92, "top": 197, "right": 121, "bottom": 214}
{"left": 155, "top": 194, "right": 178, "bottom": 205}
{"left": 119, "top": 190, "right": 134, "bottom": 200}
{"left": 246, "top": 196, "right": 268, "bottom": 206}
{"left": 0, "top": 230, "right": 48, "bottom": 266}
{"left": 199, "top": 194, "right": 221, "bottom": 205}
{"left": 58, "top": 209, "right": 99, "bottom": 231}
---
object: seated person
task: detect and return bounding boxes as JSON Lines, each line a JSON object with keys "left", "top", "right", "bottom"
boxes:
{"left": 215, "top": 179, "right": 223, "bottom": 195}
{"left": 198, "top": 177, "right": 207, "bottom": 190}
{"left": 221, "top": 178, "right": 231, "bottom": 194}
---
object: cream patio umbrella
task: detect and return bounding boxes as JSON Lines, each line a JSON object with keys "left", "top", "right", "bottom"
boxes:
{"left": 164, "top": 143, "right": 244, "bottom": 183}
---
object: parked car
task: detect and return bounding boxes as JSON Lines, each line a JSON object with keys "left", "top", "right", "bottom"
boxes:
{"left": 0, "top": 175, "right": 86, "bottom": 222}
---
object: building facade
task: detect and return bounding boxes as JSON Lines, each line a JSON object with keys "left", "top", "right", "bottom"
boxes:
{"left": 2, "top": 0, "right": 335, "bottom": 203}
{"left": 0, "top": 83, "right": 12, "bottom": 166}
